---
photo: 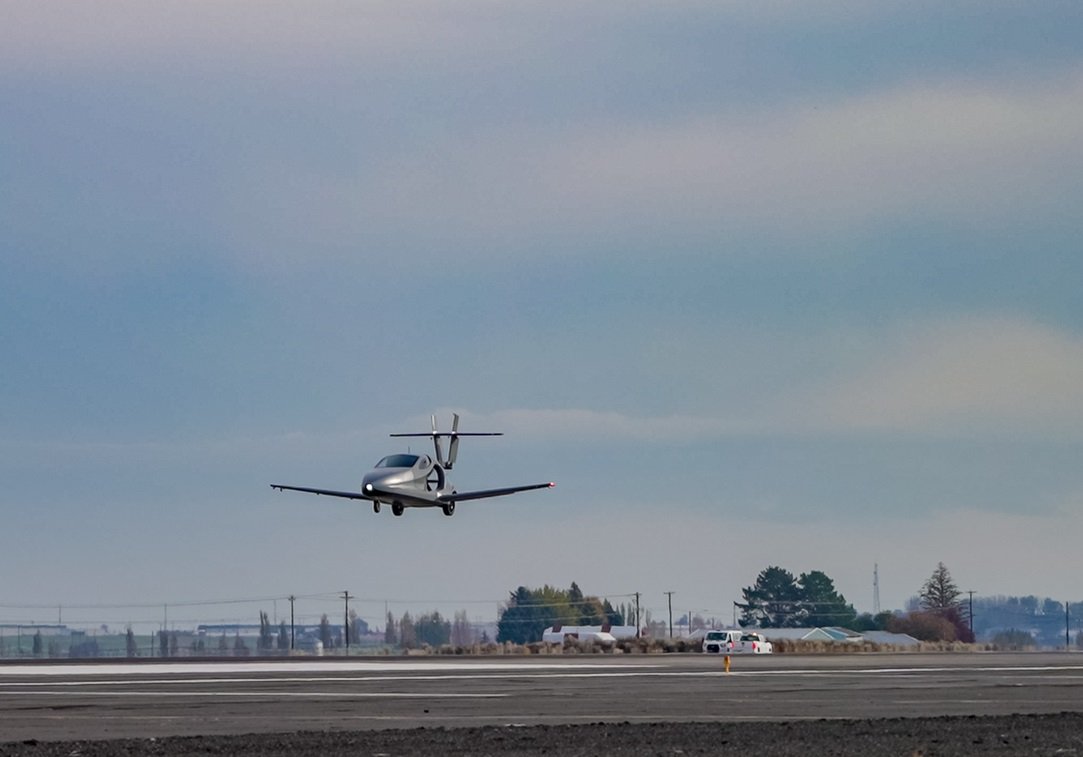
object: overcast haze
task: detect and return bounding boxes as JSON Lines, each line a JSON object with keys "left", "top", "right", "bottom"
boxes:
{"left": 3, "top": 2, "right": 1082, "bottom": 630}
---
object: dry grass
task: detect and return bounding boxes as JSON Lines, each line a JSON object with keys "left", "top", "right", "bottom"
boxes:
{"left": 381, "top": 638, "right": 995, "bottom": 656}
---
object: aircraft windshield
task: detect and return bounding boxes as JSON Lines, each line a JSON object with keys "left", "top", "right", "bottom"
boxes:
{"left": 375, "top": 454, "right": 419, "bottom": 469}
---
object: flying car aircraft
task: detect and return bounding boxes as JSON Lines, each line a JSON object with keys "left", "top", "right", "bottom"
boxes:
{"left": 271, "top": 414, "right": 554, "bottom": 517}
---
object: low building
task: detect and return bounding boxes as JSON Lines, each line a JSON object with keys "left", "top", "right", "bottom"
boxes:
{"left": 859, "top": 631, "right": 921, "bottom": 648}
{"left": 542, "top": 624, "right": 637, "bottom": 643}
{"left": 761, "top": 627, "right": 865, "bottom": 643}
{"left": 0, "top": 624, "right": 70, "bottom": 638}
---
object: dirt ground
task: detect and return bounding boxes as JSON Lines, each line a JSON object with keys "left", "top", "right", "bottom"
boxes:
{"left": 3, "top": 713, "right": 1083, "bottom": 756}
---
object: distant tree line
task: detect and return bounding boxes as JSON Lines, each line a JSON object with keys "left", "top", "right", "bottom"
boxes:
{"left": 971, "top": 595, "right": 1083, "bottom": 648}
{"left": 383, "top": 610, "right": 457, "bottom": 648}
{"left": 496, "top": 582, "right": 623, "bottom": 644}
{"left": 884, "top": 561, "right": 975, "bottom": 643}
{"left": 12, "top": 566, "right": 1083, "bottom": 658}
{"left": 734, "top": 562, "right": 983, "bottom": 643}
{"left": 736, "top": 566, "right": 858, "bottom": 629}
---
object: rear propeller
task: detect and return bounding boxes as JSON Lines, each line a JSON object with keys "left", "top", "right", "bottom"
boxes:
{"left": 426, "top": 464, "right": 445, "bottom": 491}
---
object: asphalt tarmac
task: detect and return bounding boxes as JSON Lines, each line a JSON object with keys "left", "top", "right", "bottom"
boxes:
{"left": 1, "top": 652, "right": 1082, "bottom": 743}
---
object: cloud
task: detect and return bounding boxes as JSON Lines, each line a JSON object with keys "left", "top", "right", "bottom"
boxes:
{"left": 0, "top": 2, "right": 525, "bottom": 74}
{"left": 456, "top": 314, "right": 1083, "bottom": 442}
{"left": 451, "top": 408, "right": 743, "bottom": 442}
{"left": 217, "top": 69, "right": 1083, "bottom": 271}
{"left": 531, "top": 74, "right": 1083, "bottom": 235}
{"left": 796, "top": 316, "right": 1083, "bottom": 437}
{"left": 0, "top": 0, "right": 1019, "bottom": 74}
{"left": 5, "top": 2, "right": 1081, "bottom": 275}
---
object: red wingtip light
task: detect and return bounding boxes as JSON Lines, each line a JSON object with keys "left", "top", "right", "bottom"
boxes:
{"left": 548, "top": 482, "right": 556, "bottom": 488}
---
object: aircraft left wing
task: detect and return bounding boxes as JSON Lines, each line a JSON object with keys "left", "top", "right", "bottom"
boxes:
{"left": 437, "top": 482, "right": 555, "bottom": 503}
{"left": 270, "top": 484, "right": 369, "bottom": 500}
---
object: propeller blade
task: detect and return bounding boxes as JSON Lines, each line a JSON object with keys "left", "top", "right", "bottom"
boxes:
{"left": 448, "top": 413, "right": 461, "bottom": 469}
{"left": 431, "top": 414, "right": 444, "bottom": 466}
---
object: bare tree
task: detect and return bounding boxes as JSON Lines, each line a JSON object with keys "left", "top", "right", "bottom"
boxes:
{"left": 384, "top": 612, "right": 397, "bottom": 645}
{"left": 399, "top": 612, "right": 417, "bottom": 649}
{"left": 920, "top": 562, "right": 961, "bottom": 612}
{"left": 348, "top": 609, "right": 368, "bottom": 644}
{"left": 319, "top": 614, "right": 332, "bottom": 649}
{"left": 258, "top": 611, "right": 274, "bottom": 651}
{"left": 451, "top": 610, "right": 474, "bottom": 647}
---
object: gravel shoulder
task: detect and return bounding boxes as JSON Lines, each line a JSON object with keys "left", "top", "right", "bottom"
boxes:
{"left": 4, "top": 713, "right": 1083, "bottom": 756}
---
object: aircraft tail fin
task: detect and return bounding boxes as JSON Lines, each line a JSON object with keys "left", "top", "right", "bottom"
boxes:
{"left": 447, "top": 413, "right": 461, "bottom": 468}
{"left": 431, "top": 414, "right": 444, "bottom": 466}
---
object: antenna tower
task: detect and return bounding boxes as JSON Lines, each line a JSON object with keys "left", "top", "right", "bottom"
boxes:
{"left": 873, "top": 563, "right": 881, "bottom": 615}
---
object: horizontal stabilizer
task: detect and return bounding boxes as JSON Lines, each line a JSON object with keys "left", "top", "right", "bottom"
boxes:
{"left": 389, "top": 432, "right": 502, "bottom": 437}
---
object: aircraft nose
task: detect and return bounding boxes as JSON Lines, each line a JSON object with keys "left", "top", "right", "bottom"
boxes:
{"left": 362, "top": 471, "right": 405, "bottom": 494}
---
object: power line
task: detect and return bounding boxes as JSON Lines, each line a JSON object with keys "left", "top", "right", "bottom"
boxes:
{"left": 0, "top": 591, "right": 338, "bottom": 611}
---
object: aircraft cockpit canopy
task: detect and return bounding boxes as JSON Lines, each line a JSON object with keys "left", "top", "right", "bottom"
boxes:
{"left": 375, "top": 453, "right": 420, "bottom": 469}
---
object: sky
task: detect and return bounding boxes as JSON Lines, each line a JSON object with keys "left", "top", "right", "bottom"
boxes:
{"left": 2, "top": 1, "right": 1083, "bottom": 633}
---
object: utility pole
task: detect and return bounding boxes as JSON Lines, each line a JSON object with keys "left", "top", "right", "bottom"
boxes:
{"left": 289, "top": 595, "right": 295, "bottom": 651}
{"left": 343, "top": 591, "right": 353, "bottom": 654}
{"left": 1067, "top": 602, "right": 1071, "bottom": 651}
{"left": 634, "top": 592, "right": 641, "bottom": 638}
{"left": 967, "top": 590, "right": 975, "bottom": 640}
{"left": 664, "top": 591, "right": 674, "bottom": 638}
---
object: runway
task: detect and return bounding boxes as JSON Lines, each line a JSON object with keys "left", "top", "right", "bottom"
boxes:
{"left": 2, "top": 653, "right": 1082, "bottom": 742}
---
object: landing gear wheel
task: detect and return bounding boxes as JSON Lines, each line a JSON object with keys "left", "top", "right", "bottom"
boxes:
{"left": 442, "top": 502, "right": 456, "bottom": 517}
{"left": 373, "top": 502, "right": 381, "bottom": 514}
{"left": 392, "top": 502, "right": 404, "bottom": 517}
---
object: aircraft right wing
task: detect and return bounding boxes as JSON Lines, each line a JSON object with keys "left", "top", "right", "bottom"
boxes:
{"left": 437, "top": 482, "right": 555, "bottom": 503}
{"left": 270, "top": 484, "right": 370, "bottom": 500}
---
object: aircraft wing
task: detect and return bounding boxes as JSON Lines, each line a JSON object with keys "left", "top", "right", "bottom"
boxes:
{"left": 270, "top": 484, "right": 369, "bottom": 500}
{"left": 437, "top": 482, "right": 554, "bottom": 503}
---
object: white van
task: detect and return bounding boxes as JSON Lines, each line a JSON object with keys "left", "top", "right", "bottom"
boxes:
{"left": 702, "top": 629, "right": 742, "bottom": 653}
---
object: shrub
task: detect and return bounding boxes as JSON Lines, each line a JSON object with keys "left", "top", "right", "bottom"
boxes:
{"left": 886, "top": 611, "right": 958, "bottom": 642}
{"left": 990, "top": 629, "right": 1036, "bottom": 650}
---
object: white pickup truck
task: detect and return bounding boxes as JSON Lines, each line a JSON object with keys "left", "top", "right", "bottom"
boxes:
{"left": 734, "top": 632, "right": 773, "bottom": 654}
{"left": 702, "top": 630, "right": 773, "bottom": 654}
